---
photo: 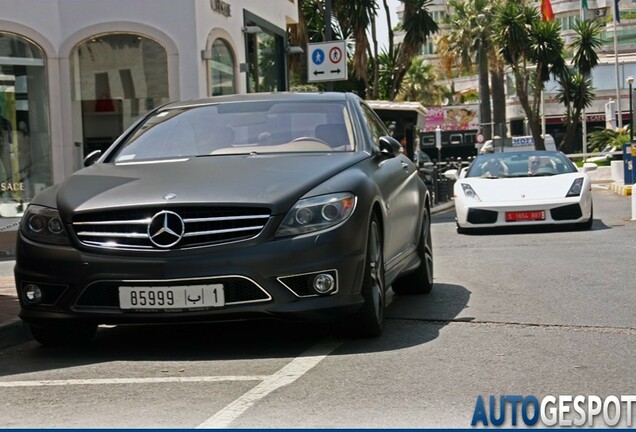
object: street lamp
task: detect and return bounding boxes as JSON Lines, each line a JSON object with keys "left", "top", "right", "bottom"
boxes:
{"left": 476, "top": 13, "right": 489, "bottom": 139}
{"left": 627, "top": 76, "right": 634, "bottom": 141}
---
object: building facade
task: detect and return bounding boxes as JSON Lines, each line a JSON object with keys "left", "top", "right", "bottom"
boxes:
{"left": 397, "top": 0, "right": 636, "bottom": 154}
{"left": 0, "top": 0, "right": 298, "bottom": 218}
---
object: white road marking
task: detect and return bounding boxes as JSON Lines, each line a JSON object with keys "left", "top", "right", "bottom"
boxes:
{"left": 197, "top": 337, "right": 343, "bottom": 429}
{"left": 0, "top": 337, "right": 343, "bottom": 428}
{"left": 0, "top": 376, "right": 268, "bottom": 387}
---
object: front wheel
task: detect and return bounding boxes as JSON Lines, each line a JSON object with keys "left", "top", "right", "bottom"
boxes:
{"left": 29, "top": 322, "right": 97, "bottom": 347}
{"left": 342, "top": 215, "right": 386, "bottom": 338}
{"left": 393, "top": 205, "right": 434, "bottom": 295}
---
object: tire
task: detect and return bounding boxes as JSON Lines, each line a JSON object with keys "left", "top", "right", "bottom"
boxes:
{"left": 29, "top": 322, "right": 97, "bottom": 347}
{"left": 393, "top": 205, "right": 434, "bottom": 295}
{"left": 343, "top": 215, "right": 386, "bottom": 338}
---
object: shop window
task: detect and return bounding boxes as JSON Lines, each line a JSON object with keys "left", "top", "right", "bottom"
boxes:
{"left": 71, "top": 34, "right": 169, "bottom": 160}
{"left": 0, "top": 33, "right": 50, "bottom": 218}
{"left": 210, "top": 39, "right": 236, "bottom": 96}
{"left": 244, "top": 13, "right": 286, "bottom": 93}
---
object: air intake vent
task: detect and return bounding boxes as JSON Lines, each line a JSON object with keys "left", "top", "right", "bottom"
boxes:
{"left": 551, "top": 204, "right": 582, "bottom": 221}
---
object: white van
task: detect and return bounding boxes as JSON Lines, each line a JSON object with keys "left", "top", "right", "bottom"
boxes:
{"left": 479, "top": 134, "right": 557, "bottom": 153}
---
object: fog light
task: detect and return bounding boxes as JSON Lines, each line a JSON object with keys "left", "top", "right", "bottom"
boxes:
{"left": 24, "top": 284, "right": 42, "bottom": 304}
{"left": 313, "top": 273, "right": 335, "bottom": 294}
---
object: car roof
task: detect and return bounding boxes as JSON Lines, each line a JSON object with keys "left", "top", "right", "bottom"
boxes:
{"left": 159, "top": 92, "right": 354, "bottom": 111}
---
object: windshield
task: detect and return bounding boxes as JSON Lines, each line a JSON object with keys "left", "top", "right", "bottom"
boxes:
{"left": 466, "top": 152, "right": 577, "bottom": 178}
{"left": 110, "top": 100, "right": 355, "bottom": 162}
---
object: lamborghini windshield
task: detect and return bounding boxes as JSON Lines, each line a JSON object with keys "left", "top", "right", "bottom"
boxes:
{"left": 466, "top": 151, "right": 578, "bottom": 178}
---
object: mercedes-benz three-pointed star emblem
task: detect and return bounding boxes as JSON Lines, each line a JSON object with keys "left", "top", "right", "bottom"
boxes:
{"left": 147, "top": 210, "right": 185, "bottom": 248}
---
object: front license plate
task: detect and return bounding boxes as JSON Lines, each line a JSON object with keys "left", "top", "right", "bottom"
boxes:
{"left": 118, "top": 284, "right": 225, "bottom": 310}
{"left": 505, "top": 210, "right": 545, "bottom": 222}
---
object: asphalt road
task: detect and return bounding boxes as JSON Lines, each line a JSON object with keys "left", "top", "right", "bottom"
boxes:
{"left": 0, "top": 187, "right": 634, "bottom": 428}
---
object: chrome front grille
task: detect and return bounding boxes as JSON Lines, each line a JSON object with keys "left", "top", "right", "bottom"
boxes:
{"left": 72, "top": 207, "right": 271, "bottom": 250}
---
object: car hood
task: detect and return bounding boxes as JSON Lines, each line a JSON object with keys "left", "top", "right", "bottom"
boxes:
{"left": 462, "top": 173, "right": 585, "bottom": 202}
{"left": 47, "top": 153, "right": 367, "bottom": 220}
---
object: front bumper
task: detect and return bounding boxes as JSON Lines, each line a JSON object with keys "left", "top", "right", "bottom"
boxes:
{"left": 15, "top": 220, "right": 369, "bottom": 327}
{"left": 455, "top": 195, "right": 593, "bottom": 229}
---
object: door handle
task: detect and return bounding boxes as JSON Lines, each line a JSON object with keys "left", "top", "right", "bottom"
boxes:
{"left": 401, "top": 161, "right": 409, "bottom": 171}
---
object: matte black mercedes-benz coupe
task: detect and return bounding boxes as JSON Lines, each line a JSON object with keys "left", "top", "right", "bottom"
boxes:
{"left": 15, "top": 92, "right": 433, "bottom": 345}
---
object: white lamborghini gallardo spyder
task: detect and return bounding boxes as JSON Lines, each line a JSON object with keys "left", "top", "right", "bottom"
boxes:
{"left": 445, "top": 151, "right": 596, "bottom": 233}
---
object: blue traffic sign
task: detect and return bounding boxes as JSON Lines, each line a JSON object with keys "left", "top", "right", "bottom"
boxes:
{"left": 312, "top": 49, "right": 325, "bottom": 65}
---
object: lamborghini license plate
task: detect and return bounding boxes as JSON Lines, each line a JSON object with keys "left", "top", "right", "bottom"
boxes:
{"left": 505, "top": 210, "right": 545, "bottom": 222}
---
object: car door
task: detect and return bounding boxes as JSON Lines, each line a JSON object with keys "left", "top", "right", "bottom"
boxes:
{"left": 358, "top": 102, "right": 421, "bottom": 267}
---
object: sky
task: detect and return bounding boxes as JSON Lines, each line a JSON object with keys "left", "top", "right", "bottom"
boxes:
{"left": 374, "top": 0, "right": 401, "bottom": 51}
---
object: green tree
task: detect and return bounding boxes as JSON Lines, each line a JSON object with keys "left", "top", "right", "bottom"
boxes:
{"left": 292, "top": 0, "right": 437, "bottom": 100}
{"left": 587, "top": 127, "right": 629, "bottom": 152}
{"left": 388, "top": 0, "right": 439, "bottom": 100}
{"left": 553, "top": 19, "right": 602, "bottom": 153}
{"left": 443, "top": 0, "right": 491, "bottom": 139}
{"left": 373, "top": 49, "right": 400, "bottom": 100}
{"left": 398, "top": 56, "right": 444, "bottom": 105}
{"left": 492, "top": 1, "right": 563, "bottom": 150}
{"left": 333, "top": 0, "right": 377, "bottom": 92}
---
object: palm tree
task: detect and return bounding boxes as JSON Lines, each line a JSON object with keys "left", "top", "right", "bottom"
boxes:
{"left": 443, "top": 0, "right": 492, "bottom": 139}
{"left": 293, "top": 0, "right": 437, "bottom": 99}
{"left": 372, "top": 49, "right": 400, "bottom": 100}
{"left": 398, "top": 56, "right": 444, "bottom": 105}
{"left": 553, "top": 19, "right": 602, "bottom": 153}
{"left": 492, "top": 1, "right": 563, "bottom": 150}
{"left": 333, "top": 0, "right": 378, "bottom": 92}
{"left": 387, "top": 0, "right": 438, "bottom": 100}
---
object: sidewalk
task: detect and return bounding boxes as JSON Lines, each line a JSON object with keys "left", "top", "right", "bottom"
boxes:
{"left": 0, "top": 260, "right": 30, "bottom": 349}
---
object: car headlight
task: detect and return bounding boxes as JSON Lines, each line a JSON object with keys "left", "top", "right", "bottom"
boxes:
{"left": 566, "top": 178, "right": 584, "bottom": 197}
{"left": 460, "top": 183, "right": 481, "bottom": 201}
{"left": 276, "top": 193, "right": 356, "bottom": 237}
{"left": 21, "top": 205, "right": 70, "bottom": 245}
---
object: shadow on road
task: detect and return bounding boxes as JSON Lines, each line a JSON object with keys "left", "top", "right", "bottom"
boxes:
{"left": 0, "top": 283, "right": 470, "bottom": 376}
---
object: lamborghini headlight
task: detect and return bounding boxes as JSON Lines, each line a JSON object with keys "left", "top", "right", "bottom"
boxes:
{"left": 566, "top": 178, "right": 584, "bottom": 197}
{"left": 276, "top": 193, "right": 356, "bottom": 237}
{"left": 461, "top": 183, "right": 481, "bottom": 201}
{"left": 21, "top": 205, "right": 70, "bottom": 245}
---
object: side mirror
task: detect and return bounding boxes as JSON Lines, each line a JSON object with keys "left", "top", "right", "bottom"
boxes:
{"left": 582, "top": 162, "right": 598, "bottom": 172}
{"left": 443, "top": 169, "right": 459, "bottom": 180}
{"left": 84, "top": 149, "right": 102, "bottom": 167}
{"left": 378, "top": 136, "right": 402, "bottom": 158}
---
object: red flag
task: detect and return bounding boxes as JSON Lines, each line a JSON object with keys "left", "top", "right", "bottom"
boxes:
{"left": 541, "top": 0, "right": 554, "bottom": 21}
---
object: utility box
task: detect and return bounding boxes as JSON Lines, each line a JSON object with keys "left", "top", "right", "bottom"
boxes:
{"left": 624, "top": 143, "right": 635, "bottom": 185}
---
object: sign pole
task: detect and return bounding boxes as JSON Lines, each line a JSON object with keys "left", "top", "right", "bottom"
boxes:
{"left": 324, "top": 0, "right": 333, "bottom": 92}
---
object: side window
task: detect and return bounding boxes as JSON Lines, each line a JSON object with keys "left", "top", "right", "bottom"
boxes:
{"left": 359, "top": 103, "right": 387, "bottom": 148}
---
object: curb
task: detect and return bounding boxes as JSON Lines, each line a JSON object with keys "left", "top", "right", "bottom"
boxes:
{"left": 0, "top": 318, "right": 32, "bottom": 349}
{"left": 431, "top": 200, "right": 454, "bottom": 215}
{"left": 610, "top": 183, "right": 633, "bottom": 196}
